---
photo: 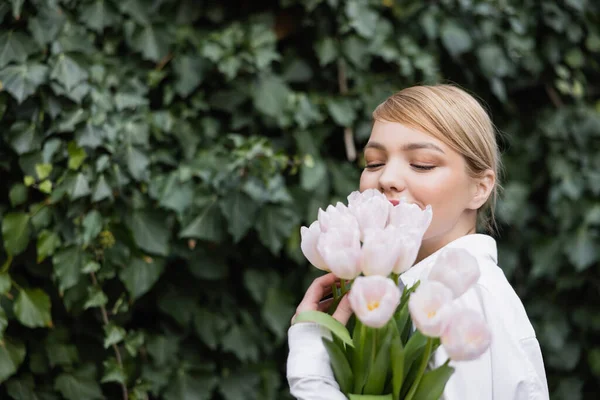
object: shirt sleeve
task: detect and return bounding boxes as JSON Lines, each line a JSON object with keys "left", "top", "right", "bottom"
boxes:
{"left": 286, "top": 322, "right": 348, "bottom": 400}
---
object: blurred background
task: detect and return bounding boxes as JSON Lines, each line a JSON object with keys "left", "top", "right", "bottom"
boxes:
{"left": 0, "top": 0, "right": 599, "bottom": 399}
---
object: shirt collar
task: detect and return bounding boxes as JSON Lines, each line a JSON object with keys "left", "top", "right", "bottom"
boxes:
{"left": 400, "top": 234, "right": 497, "bottom": 287}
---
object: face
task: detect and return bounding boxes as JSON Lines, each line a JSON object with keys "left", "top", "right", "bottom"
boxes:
{"left": 360, "top": 121, "right": 480, "bottom": 245}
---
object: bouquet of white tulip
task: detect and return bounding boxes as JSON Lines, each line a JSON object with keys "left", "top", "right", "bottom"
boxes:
{"left": 294, "top": 189, "right": 492, "bottom": 400}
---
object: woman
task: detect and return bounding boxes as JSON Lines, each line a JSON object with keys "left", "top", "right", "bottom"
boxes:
{"left": 287, "top": 85, "right": 549, "bottom": 399}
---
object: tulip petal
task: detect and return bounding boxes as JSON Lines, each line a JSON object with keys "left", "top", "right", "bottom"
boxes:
{"left": 428, "top": 248, "right": 480, "bottom": 298}
{"left": 441, "top": 309, "right": 491, "bottom": 361}
{"left": 349, "top": 276, "right": 401, "bottom": 328}
{"left": 408, "top": 281, "right": 454, "bottom": 337}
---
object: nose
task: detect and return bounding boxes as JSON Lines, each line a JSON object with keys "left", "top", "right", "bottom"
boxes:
{"left": 378, "top": 164, "right": 407, "bottom": 194}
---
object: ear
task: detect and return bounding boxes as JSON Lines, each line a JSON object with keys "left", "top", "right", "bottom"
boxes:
{"left": 468, "top": 169, "right": 495, "bottom": 210}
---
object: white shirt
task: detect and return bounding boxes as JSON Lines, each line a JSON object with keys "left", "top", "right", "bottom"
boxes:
{"left": 287, "top": 234, "right": 549, "bottom": 400}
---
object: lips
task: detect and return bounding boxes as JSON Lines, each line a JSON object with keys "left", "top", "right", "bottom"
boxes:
{"left": 389, "top": 199, "right": 399, "bottom": 206}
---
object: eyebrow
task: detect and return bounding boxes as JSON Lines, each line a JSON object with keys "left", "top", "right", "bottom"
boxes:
{"left": 364, "top": 141, "right": 446, "bottom": 154}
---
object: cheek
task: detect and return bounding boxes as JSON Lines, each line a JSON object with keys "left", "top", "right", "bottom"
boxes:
{"left": 359, "top": 171, "right": 378, "bottom": 191}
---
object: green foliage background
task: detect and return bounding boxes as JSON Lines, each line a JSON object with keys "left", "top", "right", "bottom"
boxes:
{"left": 0, "top": 0, "right": 598, "bottom": 399}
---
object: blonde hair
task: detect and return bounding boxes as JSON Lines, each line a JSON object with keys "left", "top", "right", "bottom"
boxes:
{"left": 372, "top": 84, "right": 501, "bottom": 233}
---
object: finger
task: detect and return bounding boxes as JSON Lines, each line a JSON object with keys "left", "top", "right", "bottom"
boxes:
{"left": 332, "top": 293, "right": 353, "bottom": 325}
{"left": 317, "top": 297, "right": 334, "bottom": 312}
{"left": 302, "top": 273, "right": 341, "bottom": 304}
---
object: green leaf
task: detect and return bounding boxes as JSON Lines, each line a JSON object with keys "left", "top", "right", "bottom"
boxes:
{"left": 132, "top": 24, "right": 169, "bottom": 62}
{"left": 9, "top": 183, "right": 27, "bottom": 206}
{"left": 92, "top": 175, "right": 113, "bottom": 202}
{"left": 391, "top": 328, "right": 405, "bottom": 398}
{"left": 364, "top": 325, "right": 395, "bottom": 394}
{"left": 54, "top": 364, "right": 103, "bottom": 400}
{"left": 567, "top": 228, "right": 598, "bottom": 271}
{"left": 219, "top": 191, "right": 260, "bottom": 242}
{"left": 2, "top": 212, "right": 31, "bottom": 256}
{"left": 67, "top": 142, "right": 87, "bottom": 170}
{"left": 119, "top": 257, "right": 165, "bottom": 299}
{"left": 104, "top": 323, "right": 126, "bottom": 348}
{"left": 0, "top": 307, "right": 7, "bottom": 337}
{"left": 326, "top": 98, "right": 356, "bottom": 126}
{"left": 315, "top": 37, "right": 338, "bottom": 66}
{"left": 179, "top": 201, "right": 225, "bottom": 243}
{"left": 252, "top": 75, "right": 290, "bottom": 118}
{"left": 46, "top": 343, "right": 78, "bottom": 368}
{"left": 101, "top": 357, "right": 126, "bottom": 385}
{"left": 7, "top": 121, "right": 41, "bottom": 155}
{"left": 10, "top": 0, "right": 24, "bottom": 19}
{"left": 0, "top": 338, "right": 26, "bottom": 384}
{"left": 126, "top": 146, "right": 150, "bottom": 180}
{"left": 50, "top": 54, "right": 89, "bottom": 92}
{"left": 37, "top": 230, "right": 62, "bottom": 263}
{"left": 294, "top": 311, "right": 354, "bottom": 348}
{"left": 174, "top": 54, "right": 205, "bottom": 97}
{"left": 146, "top": 334, "right": 179, "bottom": 365}
{"left": 38, "top": 180, "right": 52, "bottom": 194}
{"left": 440, "top": 20, "right": 473, "bottom": 57}
{"left": 403, "top": 331, "right": 428, "bottom": 377}
{"left": 0, "top": 31, "right": 36, "bottom": 68}
{"left": 14, "top": 288, "right": 52, "bottom": 328}
{"left": 0, "top": 63, "right": 48, "bottom": 103}
{"left": 193, "top": 309, "right": 228, "bottom": 350}
{"left": 82, "top": 210, "right": 102, "bottom": 246}
{"left": 164, "top": 372, "right": 217, "bottom": 400}
{"left": 5, "top": 375, "right": 40, "bottom": 400}
{"left": 222, "top": 325, "right": 259, "bottom": 363}
{"left": 35, "top": 163, "right": 52, "bottom": 180}
{"left": 128, "top": 211, "right": 170, "bottom": 256}
{"left": 79, "top": 0, "right": 119, "bottom": 32}
{"left": 83, "top": 286, "right": 108, "bottom": 309}
{"left": 322, "top": 337, "right": 353, "bottom": 393}
{"left": 70, "top": 173, "right": 91, "bottom": 200}
{"left": 262, "top": 287, "right": 295, "bottom": 340}
{"left": 52, "top": 246, "right": 87, "bottom": 293}
{"left": 412, "top": 364, "right": 455, "bottom": 400}
{"left": 218, "top": 372, "right": 260, "bottom": 400}
{"left": 188, "top": 250, "right": 229, "bottom": 280}
{"left": 256, "top": 205, "right": 298, "bottom": 254}
{"left": 0, "top": 272, "right": 11, "bottom": 294}
{"left": 348, "top": 395, "right": 392, "bottom": 400}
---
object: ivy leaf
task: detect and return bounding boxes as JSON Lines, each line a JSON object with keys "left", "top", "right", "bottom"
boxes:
{"left": 50, "top": 54, "right": 89, "bottom": 92}
{"left": 10, "top": 0, "right": 24, "bottom": 19}
{"left": 222, "top": 325, "right": 259, "bottom": 363}
{"left": 0, "top": 338, "right": 26, "bottom": 384}
{"left": 193, "top": 309, "right": 228, "bottom": 350}
{"left": 128, "top": 210, "right": 170, "bottom": 256}
{"left": 315, "top": 37, "right": 338, "bottom": 66}
{"left": 83, "top": 286, "right": 108, "bottom": 309}
{"left": 54, "top": 364, "right": 103, "bottom": 400}
{"left": 92, "top": 175, "right": 113, "bottom": 202}
{"left": 9, "top": 183, "right": 27, "bottom": 207}
{"left": 119, "top": 257, "right": 165, "bottom": 300}
{"left": 146, "top": 334, "right": 179, "bottom": 365}
{"left": 36, "top": 229, "right": 62, "bottom": 263}
{"left": 79, "top": 0, "right": 119, "bottom": 32}
{"left": 2, "top": 212, "right": 31, "bottom": 256}
{"left": 164, "top": 372, "right": 217, "bottom": 400}
{"left": 0, "top": 272, "right": 11, "bottom": 294}
{"left": 132, "top": 24, "right": 169, "bottom": 62}
{"left": 101, "top": 357, "right": 126, "bottom": 385}
{"left": 0, "top": 307, "right": 7, "bottom": 337}
{"left": 252, "top": 75, "right": 290, "bottom": 118}
{"left": 0, "top": 31, "right": 37, "bottom": 67}
{"left": 262, "top": 287, "right": 295, "bottom": 340}
{"left": 6, "top": 375, "right": 40, "bottom": 399}
{"left": 219, "top": 191, "right": 260, "bottom": 242}
{"left": 70, "top": 173, "right": 91, "bottom": 200}
{"left": 82, "top": 210, "right": 102, "bottom": 246}
{"left": 255, "top": 205, "right": 298, "bottom": 254}
{"left": 104, "top": 323, "right": 126, "bottom": 348}
{"left": 67, "top": 142, "right": 87, "bottom": 170}
{"left": 7, "top": 121, "right": 41, "bottom": 155}
{"left": 0, "top": 63, "right": 49, "bottom": 103}
{"left": 52, "top": 246, "right": 88, "bottom": 293}
{"left": 218, "top": 372, "right": 260, "bottom": 400}
{"left": 14, "top": 288, "right": 52, "bottom": 328}
{"left": 326, "top": 98, "right": 356, "bottom": 127}
{"left": 567, "top": 228, "right": 598, "bottom": 271}
{"left": 174, "top": 54, "right": 206, "bottom": 97}
{"left": 126, "top": 146, "right": 150, "bottom": 181}
{"left": 179, "top": 201, "right": 225, "bottom": 243}
{"left": 440, "top": 20, "right": 473, "bottom": 57}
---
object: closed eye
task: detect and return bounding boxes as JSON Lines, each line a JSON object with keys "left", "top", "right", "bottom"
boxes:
{"left": 411, "top": 164, "right": 436, "bottom": 171}
{"left": 365, "top": 163, "right": 385, "bottom": 169}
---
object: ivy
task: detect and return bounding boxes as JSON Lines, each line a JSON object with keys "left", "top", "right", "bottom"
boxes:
{"left": 0, "top": 0, "right": 598, "bottom": 398}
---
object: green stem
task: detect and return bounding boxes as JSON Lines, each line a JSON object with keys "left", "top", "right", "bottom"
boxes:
{"left": 405, "top": 337, "right": 433, "bottom": 400}
{"left": 331, "top": 283, "right": 339, "bottom": 301}
{"left": 340, "top": 279, "right": 347, "bottom": 295}
{"left": 391, "top": 273, "right": 399, "bottom": 286}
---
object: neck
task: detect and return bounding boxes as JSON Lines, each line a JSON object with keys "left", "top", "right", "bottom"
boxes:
{"left": 415, "top": 215, "right": 477, "bottom": 264}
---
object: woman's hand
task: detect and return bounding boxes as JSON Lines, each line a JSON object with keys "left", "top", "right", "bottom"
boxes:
{"left": 292, "top": 273, "right": 353, "bottom": 325}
